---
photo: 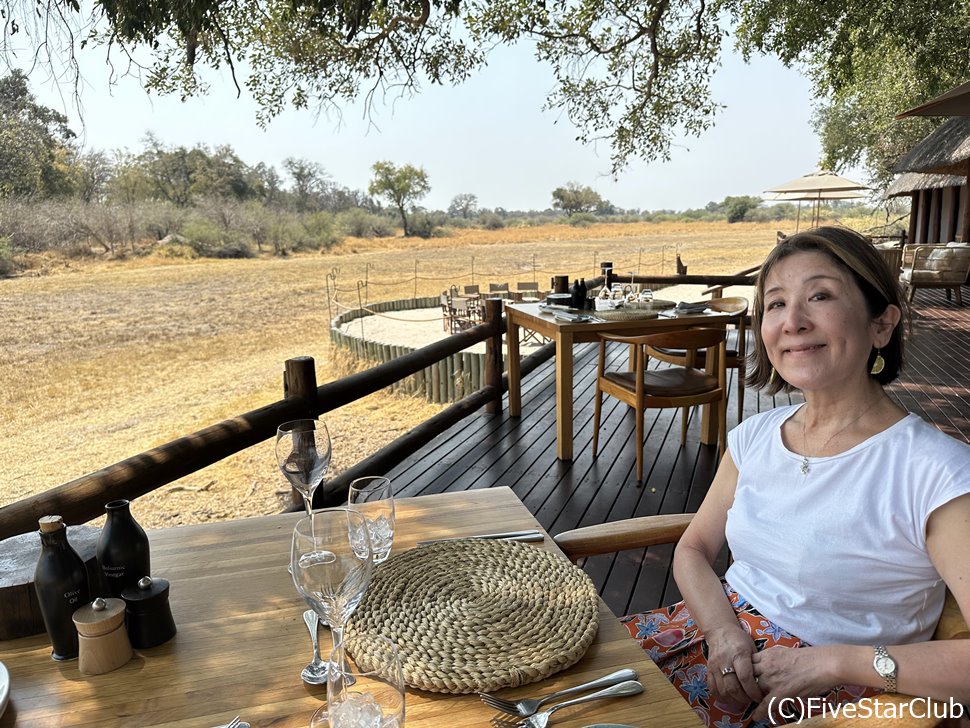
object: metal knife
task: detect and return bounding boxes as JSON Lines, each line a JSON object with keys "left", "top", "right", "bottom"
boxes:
{"left": 416, "top": 529, "right": 544, "bottom": 546}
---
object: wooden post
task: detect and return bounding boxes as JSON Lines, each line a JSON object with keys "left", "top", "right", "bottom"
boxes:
{"left": 484, "top": 298, "right": 504, "bottom": 415}
{"left": 283, "top": 356, "right": 318, "bottom": 510}
{"left": 962, "top": 161, "right": 970, "bottom": 244}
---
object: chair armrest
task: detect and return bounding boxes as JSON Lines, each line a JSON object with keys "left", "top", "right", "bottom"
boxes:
{"left": 554, "top": 513, "right": 695, "bottom": 562}
{"left": 933, "top": 589, "right": 970, "bottom": 641}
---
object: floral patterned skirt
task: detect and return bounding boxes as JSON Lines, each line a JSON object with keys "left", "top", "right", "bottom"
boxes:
{"left": 621, "top": 583, "right": 879, "bottom": 727}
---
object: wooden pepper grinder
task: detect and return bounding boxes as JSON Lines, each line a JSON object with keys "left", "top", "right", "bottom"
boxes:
{"left": 72, "top": 597, "right": 132, "bottom": 675}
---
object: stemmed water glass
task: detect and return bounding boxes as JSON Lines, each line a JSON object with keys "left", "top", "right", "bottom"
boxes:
{"left": 327, "top": 634, "right": 405, "bottom": 728}
{"left": 347, "top": 477, "right": 396, "bottom": 564}
{"left": 291, "top": 509, "right": 374, "bottom": 726}
{"left": 277, "top": 419, "right": 332, "bottom": 517}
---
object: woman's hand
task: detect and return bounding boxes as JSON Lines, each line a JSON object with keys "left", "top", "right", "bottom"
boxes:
{"left": 706, "top": 626, "right": 764, "bottom": 707}
{"left": 749, "top": 646, "right": 836, "bottom": 722}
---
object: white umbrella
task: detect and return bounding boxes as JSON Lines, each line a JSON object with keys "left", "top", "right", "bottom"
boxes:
{"left": 765, "top": 171, "right": 869, "bottom": 230}
{"left": 896, "top": 80, "right": 970, "bottom": 119}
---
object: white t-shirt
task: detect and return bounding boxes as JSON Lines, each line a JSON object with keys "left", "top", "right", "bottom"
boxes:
{"left": 724, "top": 404, "right": 970, "bottom": 646}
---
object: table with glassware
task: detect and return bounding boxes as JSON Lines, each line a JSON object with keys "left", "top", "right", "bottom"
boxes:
{"left": 505, "top": 302, "right": 737, "bottom": 460}
{"left": 0, "top": 487, "right": 703, "bottom": 728}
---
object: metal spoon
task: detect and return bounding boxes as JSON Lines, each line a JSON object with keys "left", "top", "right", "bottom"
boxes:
{"left": 301, "top": 610, "right": 329, "bottom": 685}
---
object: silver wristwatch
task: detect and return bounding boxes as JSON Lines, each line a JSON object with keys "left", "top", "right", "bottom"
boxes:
{"left": 872, "top": 645, "right": 898, "bottom": 693}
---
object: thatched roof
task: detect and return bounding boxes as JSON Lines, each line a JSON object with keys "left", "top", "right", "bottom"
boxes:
{"left": 894, "top": 116, "right": 970, "bottom": 175}
{"left": 885, "top": 172, "right": 965, "bottom": 198}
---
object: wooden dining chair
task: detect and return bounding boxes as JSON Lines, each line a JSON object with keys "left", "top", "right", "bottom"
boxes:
{"left": 593, "top": 327, "right": 727, "bottom": 484}
{"left": 645, "top": 297, "right": 749, "bottom": 423}
{"left": 488, "top": 282, "right": 510, "bottom": 295}
{"left": 463, "top": 284, "right": 481, "bottom": 297}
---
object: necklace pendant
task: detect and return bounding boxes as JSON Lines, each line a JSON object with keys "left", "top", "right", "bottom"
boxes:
{"left": 800, "top": 457, "right": 810, "bottom": 475}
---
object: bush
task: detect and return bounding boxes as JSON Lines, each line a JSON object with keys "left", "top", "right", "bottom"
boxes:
{"left": 155, "top": 241, "right": 199, "bottom": 259}
{"left": 0, "top": 236, "right": 16, "bottom": 276}
{"left": 338, "top": 208, "right": 396, "bottom": 238}
{"left": 408, "top": 211, "right": 450, "bottom": 239}
{"left": 568, "top": 212, "right": 597, "bottom": 227}
{"left": 293, "top": 211, "right": 342, "bottom": 251}
{"left": 477, "top": 212, "right": 505, "bottom": 230}
{"left": 180, "top": 218, "right": 254, "bottom": 258}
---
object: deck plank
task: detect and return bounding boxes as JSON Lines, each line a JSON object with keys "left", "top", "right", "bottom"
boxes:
{"left": 385, "top": 287, "right": 970, "bottom": 617}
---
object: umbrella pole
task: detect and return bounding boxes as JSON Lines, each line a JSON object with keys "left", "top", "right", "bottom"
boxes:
{"left": 795, "top": 201, "right": 802, "bottom": 232}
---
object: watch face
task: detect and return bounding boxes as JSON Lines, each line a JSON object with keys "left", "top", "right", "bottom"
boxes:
{"left": 875, "top": 655, "right": 896, "bottom": 675}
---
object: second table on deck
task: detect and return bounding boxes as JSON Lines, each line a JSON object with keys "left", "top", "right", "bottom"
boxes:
{"left": 505, "top": 302, "right": 736, "bottom": 460}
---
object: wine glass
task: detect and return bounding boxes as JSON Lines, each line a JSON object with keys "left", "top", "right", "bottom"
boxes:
{"left": 327, "top": 634, "right": 405, "bottom": 728}
{"left": 347, "top": 477, "right": 395, "bottom": 564}
{"left": 291, "top": 509, "right": 373, "bottom": 726}
{"left": 277, "top": 419, "right": 332, "bottom": 517}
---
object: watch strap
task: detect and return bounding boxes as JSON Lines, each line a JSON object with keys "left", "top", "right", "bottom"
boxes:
{"left": 873, "top": 645, "right": 898, "bottom": 693}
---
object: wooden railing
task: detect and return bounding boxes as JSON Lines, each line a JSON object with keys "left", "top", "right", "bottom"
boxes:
{"left": 0, "top": 299, "right": 558, "bottom": 541}
{"left": 0, "top": 270, "right": 760, "bottom": 541}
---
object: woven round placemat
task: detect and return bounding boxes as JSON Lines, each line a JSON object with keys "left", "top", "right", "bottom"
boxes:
{"left": 345, "top": 539, "right": 599, "bottom": 694}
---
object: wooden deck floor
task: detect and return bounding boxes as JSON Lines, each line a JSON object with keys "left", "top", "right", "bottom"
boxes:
{"left": 386, "top": 285, "right": 970, "bottom": 617}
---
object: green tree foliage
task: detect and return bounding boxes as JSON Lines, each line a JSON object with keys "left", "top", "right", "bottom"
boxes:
{"left": 551, "top": 183, "right": 603, "bottom": 216}
{"left": 7, "top": 2, "right": 970, "bottom": 180}
{"left": 368, "top": 161, "right": 430, "bottom": 236}
{"left": 0, "top": 70, "right": 77, "bottom": 198}
{"left": 727, "top": 0, "right": 970, "bottom": 186}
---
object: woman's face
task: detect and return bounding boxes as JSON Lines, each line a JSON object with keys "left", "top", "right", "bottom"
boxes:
{"left": 760, "top": 250, "right": 888, "bottom": 394}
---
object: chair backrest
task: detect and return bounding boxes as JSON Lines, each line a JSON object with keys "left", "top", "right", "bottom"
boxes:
{"left": 489, "top": 282, "right": 509, "bottom": 293}
{"left": 440, "top": 291, "right": 449, "bottom": 306}
{"left": 642, "top": 328, "right": 726, "bottom": 371}
{"left": 463, "top": 284, "right": 480, "bottom": 296}
{"left": 516, "top": 281, "right": 539, "bottom": 292}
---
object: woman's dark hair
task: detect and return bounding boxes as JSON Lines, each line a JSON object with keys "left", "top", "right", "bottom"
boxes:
{"left": 747, "top": 226, "right": 906, "bottom": 394}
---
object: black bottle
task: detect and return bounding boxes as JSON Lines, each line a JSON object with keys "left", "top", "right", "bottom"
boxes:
{"left": 97, "top": 499, "right": 151, "bottom": 598}
{"left": 34, "top": 515, "right": 90, "bottom": 660}
{"left": 570, "top": 278, "right": 582, "bottom": 309}
{"left": 578, "top": 278, "right": 588, "bottom": 308}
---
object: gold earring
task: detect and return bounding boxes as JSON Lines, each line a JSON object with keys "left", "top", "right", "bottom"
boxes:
{"left": 769, "top": 367, "right": 778, "bottom": 385}
{"left": 870, "top": 349, "right": 885, "bottom": 375}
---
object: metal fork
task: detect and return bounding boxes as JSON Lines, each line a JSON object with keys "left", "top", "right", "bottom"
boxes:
{"left": 511, "top": 680, "right": 643, "bottom": 728}
{"left": 481, "top": 668, "right": 637, "bottom": 717}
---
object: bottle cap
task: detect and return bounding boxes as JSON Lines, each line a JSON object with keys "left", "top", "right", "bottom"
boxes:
{"left": 38, "top": 515, "right": 64, "bottom": 533}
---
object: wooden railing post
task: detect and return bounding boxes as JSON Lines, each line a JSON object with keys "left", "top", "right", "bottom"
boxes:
{"left": 484, "top": 298, "right": 504, "bottom": 415}
{"left": 283, "top": 356, "right": 318, "bottom": 510}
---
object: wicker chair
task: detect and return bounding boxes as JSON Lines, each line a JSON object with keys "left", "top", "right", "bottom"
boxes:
{"left": 900, "top": 243, "right": 970, "bottom": 305}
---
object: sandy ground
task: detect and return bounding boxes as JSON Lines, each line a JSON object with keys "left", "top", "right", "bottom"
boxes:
{"left": 2, "top": 219, "right": 801, "bottom": 531}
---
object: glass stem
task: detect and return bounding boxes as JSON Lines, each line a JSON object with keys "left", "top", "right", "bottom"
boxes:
{"left": 303, "top": 494, "right": 313, "bottom": 518}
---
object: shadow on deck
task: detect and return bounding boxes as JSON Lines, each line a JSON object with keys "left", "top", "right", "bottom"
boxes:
{"left": 386, "top": 285, "right": 970, "bottom": 617}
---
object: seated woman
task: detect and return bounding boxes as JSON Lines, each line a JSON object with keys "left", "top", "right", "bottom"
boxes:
{"left": 622, "top": 227, "right": 970, "bottom": 727}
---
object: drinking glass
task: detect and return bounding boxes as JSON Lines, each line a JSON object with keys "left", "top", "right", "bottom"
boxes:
{"left": 347, "top": 477, "right": 395, "bottom": 564}
{"left": 292, "top": 509, "right": 373, "bottom": 726}
{"left": 327, "top": 634, "right": 405, "bottom": 728}
{"left": 277, "top": 419, "right": 332, "bottom": 517}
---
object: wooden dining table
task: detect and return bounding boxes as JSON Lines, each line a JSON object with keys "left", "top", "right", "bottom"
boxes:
{"left": 0, "top": 487, "right": 702, "bottom": 728}
{"left": 505, "top": 302, "right": 736, "bottom": 460}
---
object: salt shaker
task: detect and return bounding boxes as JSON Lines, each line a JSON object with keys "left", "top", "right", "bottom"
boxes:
{"left": 72, "top": 597, "right": 132, "bottom": 675}
{"left": 121, "top": 576, "right": 176, "bottom": 649}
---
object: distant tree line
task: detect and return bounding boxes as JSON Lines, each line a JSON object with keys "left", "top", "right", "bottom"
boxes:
{"left": 0, "top": 70, "right": 880, "bottom": 276}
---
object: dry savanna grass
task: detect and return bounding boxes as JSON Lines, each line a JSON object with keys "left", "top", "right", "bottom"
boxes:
{"left": 1, "top": 217, "right": 873, "bottom": 529}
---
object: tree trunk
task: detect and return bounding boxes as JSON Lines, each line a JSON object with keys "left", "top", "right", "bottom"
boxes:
{"left": 397, "top": 205, "right": 409, "bottom": 236}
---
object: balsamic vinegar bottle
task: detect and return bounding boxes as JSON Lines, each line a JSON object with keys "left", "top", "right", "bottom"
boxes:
{"left": 34, "top": 515, "right": 90, "bottom": 660}
{"left": 97, "top": 499, "right": 151, "bottom": 598}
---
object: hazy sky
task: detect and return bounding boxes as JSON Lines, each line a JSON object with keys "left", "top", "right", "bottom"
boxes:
{"left": 21, "top": 39, "right": 868, "bottom": 212}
